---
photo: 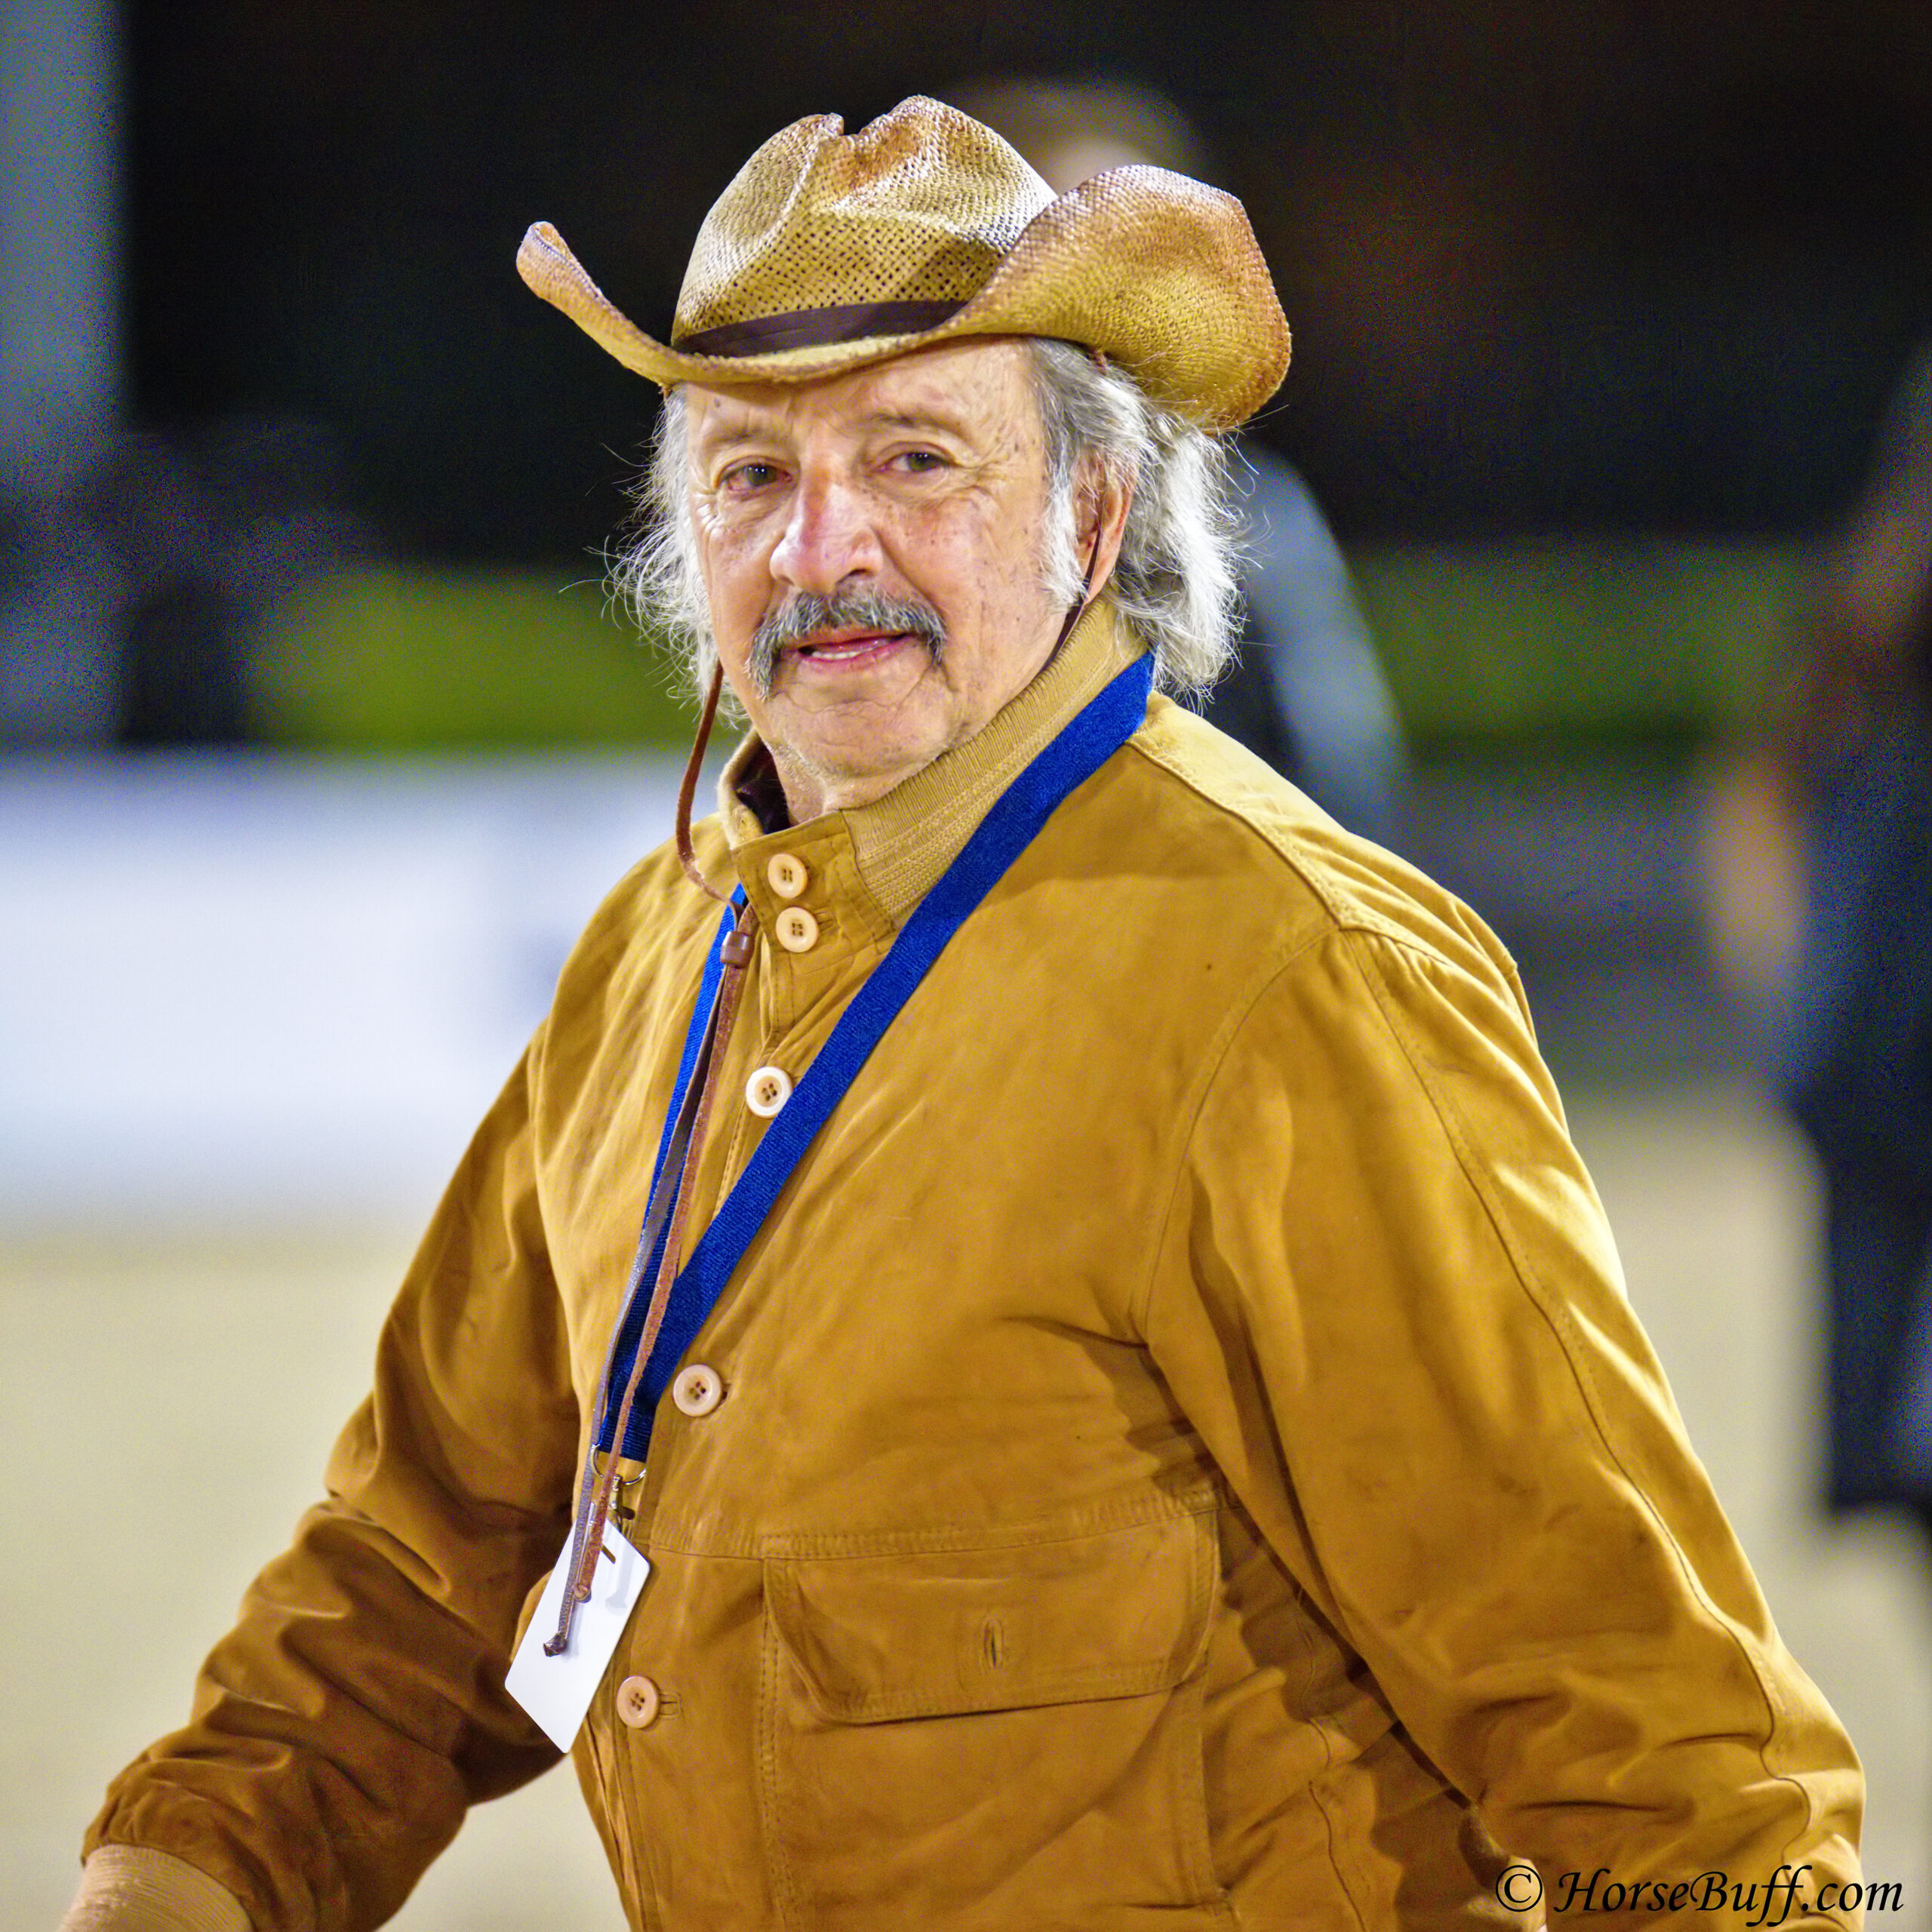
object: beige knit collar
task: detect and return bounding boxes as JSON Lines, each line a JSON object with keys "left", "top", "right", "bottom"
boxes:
{"left": 718, "top": 601, "right": 1142, "bottom": 929}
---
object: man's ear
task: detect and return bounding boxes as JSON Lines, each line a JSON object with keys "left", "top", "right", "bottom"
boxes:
{"left": 1078, "top": 456, "right": 1135, "bottom": 597}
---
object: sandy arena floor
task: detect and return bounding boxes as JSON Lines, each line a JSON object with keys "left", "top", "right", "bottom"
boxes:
{"left": 5, "top": 1079, "right": 1926, "bottom": 1929}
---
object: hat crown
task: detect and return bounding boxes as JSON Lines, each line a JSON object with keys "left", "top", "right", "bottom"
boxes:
{"left": 673, "top": 98, "right": 1056, "bottom": 342}
{"left": 518, "top": 96, "right": 1290, "bottom": 429}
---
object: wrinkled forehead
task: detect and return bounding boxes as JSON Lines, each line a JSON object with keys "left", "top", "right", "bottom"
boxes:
{"left": 681, "top": 336, "right": 1044, "bottom": 460}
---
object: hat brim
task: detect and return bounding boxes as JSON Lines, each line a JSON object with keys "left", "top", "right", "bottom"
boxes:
{"left": 517, "top": 165, "right": 1289, "bottom": 432}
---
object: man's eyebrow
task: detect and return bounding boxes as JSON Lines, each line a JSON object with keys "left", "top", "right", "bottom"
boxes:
{"left": 854, "top": 408, "right": 971, "bottom": 436}
{"left": 850, "top": 405, "right": 996, "bottom": 442}
{"left": 689, "top": 420, "right": 773, "bottom": 460}
{"left": 690, "top": 404, "right": 976, "bottom": 460}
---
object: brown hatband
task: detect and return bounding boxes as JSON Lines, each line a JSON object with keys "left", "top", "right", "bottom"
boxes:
{"left": 675, "top": 299, "right": 965, "bottom": 358}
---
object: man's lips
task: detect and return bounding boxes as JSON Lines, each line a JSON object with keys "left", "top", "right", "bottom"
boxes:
{"left": 782, "top": 629, "right": 916, "bottom": 666}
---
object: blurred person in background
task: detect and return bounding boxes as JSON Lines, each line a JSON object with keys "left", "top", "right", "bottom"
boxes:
{"left": 0, "top": 420, "right": 365, "bottom": 747}
{"left": 1777, "top": 342, "right": 1932, "bottom": 1534}
{"left": 949, "top": 76, "right": 1410, "bottom": 854}
{"left": 63, "top": 97, "right": 1860, "bottom": 1932}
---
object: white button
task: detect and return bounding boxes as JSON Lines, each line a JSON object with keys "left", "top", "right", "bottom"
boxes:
{"left": 774, "top": 906, "right": 820, "bottom": 953}
{"left": 614, "top": 1674, "right": 660, "bottom": 1730}
{"left": 745, "top": 1065, "right": 792, "bottom": 1116}
{"left": 767, "top": 852, "right": 809, "bottom": 899}
{"left": 672, "top": 1363, "right": 725, "bottom": 1417}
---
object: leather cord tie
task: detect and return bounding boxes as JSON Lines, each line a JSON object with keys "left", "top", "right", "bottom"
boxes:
{"left": 546, "top": 663, "right": 757, "bottom": 1653}
{"left": 675, "top": 660, "right": 738, "bottom": 905}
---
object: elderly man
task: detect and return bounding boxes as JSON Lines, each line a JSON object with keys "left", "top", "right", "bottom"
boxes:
{"left": 69, "top": 98, "right": 1859, "bottom": 1931}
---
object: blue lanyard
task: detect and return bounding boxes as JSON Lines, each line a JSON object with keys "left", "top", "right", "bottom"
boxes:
{"left": 597, "top": 651, "right": 1155, "bottom": 1457}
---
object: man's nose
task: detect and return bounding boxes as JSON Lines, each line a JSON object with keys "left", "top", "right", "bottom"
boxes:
{"left": 769, "top": 468, "right": 883, "bottom": 595}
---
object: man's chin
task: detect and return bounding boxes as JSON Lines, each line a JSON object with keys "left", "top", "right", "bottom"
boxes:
{"left": 768, "top": 704, "right": 955, "bottom": 812}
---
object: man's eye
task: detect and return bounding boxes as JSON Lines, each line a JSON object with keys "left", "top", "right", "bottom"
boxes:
{"left": 721, "top": 461, "right": 782, "bottom": 493}
{"left": 891, "top": 449, "right": 949, "bottom": 474}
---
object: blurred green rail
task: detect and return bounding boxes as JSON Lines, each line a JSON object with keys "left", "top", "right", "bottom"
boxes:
{"left": 260, "top": 569, "right": 697, "bottom": 752}
{"left": 1352, "top": 542, "right": 1813, "bottom": 761}
{"left": 258, "top": 542, "right": 1817, "bottom": 758}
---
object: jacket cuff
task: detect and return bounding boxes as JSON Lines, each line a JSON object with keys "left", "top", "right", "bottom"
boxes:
{"left": 60, "top": 1847, "right": 252, "bottom": 1932}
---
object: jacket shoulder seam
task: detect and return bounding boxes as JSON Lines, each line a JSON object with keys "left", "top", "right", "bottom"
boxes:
{"left": 1122, "top": 732, "right": 1420, "bottom": 952}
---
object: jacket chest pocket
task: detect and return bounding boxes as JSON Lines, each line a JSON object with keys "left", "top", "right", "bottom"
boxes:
{"left": 758, "top": 1503, "right": 1229, "bottom": 1930}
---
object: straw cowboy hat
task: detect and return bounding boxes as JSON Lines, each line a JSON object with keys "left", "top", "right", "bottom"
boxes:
{"left": 517, "top": 95, "right": 1290, "bottom": 431}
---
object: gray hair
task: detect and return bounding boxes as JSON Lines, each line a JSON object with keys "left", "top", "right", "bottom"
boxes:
{"left": 614, "top": 337, "right": 1244, "bottom": 701}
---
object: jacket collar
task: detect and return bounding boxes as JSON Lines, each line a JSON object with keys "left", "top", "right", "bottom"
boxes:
{"left": 718, "top": 602, "right": 1144, "bottom": 931}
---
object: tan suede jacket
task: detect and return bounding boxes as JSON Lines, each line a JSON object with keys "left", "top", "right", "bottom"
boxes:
{"left": 85, "top": 608, "right": 1862, "bottom": 1929}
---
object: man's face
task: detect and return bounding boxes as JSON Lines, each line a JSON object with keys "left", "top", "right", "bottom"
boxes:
{"left": 685, "top": 340, "right": 1074, "bottom": 820}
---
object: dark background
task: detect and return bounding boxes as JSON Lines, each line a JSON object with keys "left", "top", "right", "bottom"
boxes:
{"left": 126, "top": 1, "right": 1932, "bottom": 565}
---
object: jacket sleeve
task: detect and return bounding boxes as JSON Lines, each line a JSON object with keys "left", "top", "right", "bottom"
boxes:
{"left": 83, "top": 1037, "right": 582, "bottom": 1932}
{"left": 1142, "top": 918, "right": 1864, "bottom": 1921}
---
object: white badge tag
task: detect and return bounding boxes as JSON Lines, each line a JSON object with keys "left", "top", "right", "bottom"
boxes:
{"left": 506, "top": 1521, "right": 651, "bottom": 1752}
